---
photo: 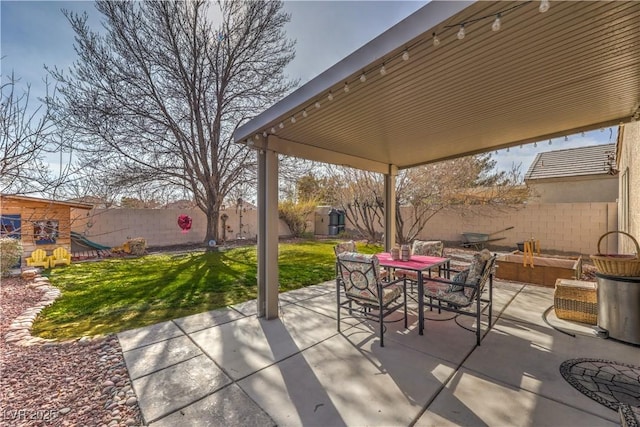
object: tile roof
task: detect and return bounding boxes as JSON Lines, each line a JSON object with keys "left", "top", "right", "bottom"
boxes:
{"left": 524, "top": 143, "right": 616, "bottom": 181}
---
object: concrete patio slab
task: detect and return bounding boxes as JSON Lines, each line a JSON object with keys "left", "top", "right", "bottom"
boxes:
{"left": 416, "top": 367, "right": 618, "bottom": 427}
{"left": 122, "top": 335, "right": 202, "bottom": 380}
{"left": 229, "top": 298, "right": 258, "bottom": 316}
{"left": 278, "top": 285, "right": 329, "bottom": 303}
{"left": 118, "top": 279, "right": 639, "bottom": 426}
{"left": 463, "top": 316, "right": 637, "bottom": 423}
{"left": 132, "top": 354, "right": 231, "bottom": 423}
{"left": 190, "top": 303, "right": 337, "bottom": 380}
{"left": 117, "top": 320, "right": 184, "bottom": 352}
{"left": 173, "top": 307, "right": 245, "bottom": 334}
{"left": 239, "top": 329, "right": 457, "bottom": 427}
{"left": 150, "top": 384, "right": 275, "bottom": 427}
{"left": 499, "top": 284, "right": 556, "bottom": 327}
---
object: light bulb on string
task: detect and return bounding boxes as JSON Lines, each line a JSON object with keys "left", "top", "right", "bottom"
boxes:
{"left": 492, "top": 14, "right": 501, "bottom": 32}
{"left": 262, "top": 131, "right": 267, "bottom": 138}
{"left": 343, "top": 83, "right": 349, "bottom": 93}
{"left": 548, "top": 139, "right": 552, "bottom": 145}
{"left": 315, "top": 101, "right": 321, "bottom": 109}
{"left": 402, "top": 50, "right": 409, "bottom": 61}
{"left": 564, "top": 135, "right": 568, "bottom": 141}
{"left": 254, "top": 134, "right": 259, "bottom": 140}
{"left": 539, "top": 0, "right": 550, "bottom": 13}
{"left": 279, "top": 122, "right": 284, "bottom": 129}
{"left": 432, "top": 32, "right": 440, "bottom": 47}
{"left": 271, "top": 127, "right": 276, "bottom": 133}
{"left": 327, "top": 92, "right": 334, "bottom": 101}
{"left": 457, "top": 24, "right": 466, "bottom": 40}
{"left": 302, "top": 110, "right": 308, "bottom": 118}
{"left": 380, "top": 64, "right": 387, "bottom": 76}
{"left": 290, "top": 116, "right": 296, "bottom": 124}
{"left": 519, "top": 144, "right": 523, "bottom": 149}
{"left": 360, "top": 73, "right": 366, "bottom": 83}
{"left": 506, "top": 147, "right": 510, "bottom": 152}
{"left": 534, "top": 142, "right": 537, "bottom": 147}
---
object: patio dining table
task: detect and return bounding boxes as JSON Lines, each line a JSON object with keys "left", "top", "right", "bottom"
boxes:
{"left": 377, "top": 252, "right": 450, "bottom": 336}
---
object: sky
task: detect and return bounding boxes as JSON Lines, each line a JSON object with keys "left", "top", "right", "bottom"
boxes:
{"left": 1, "top": 1, "right": 616, "bottom": 177}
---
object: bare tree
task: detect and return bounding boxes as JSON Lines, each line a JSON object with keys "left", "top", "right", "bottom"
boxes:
{"left": 332, "top": 154, "right": 529, "bottom": 243}
{"left": 1, "top": 72, "right": 56, "bottom": 194}
{"left": 49, "top": 0, "right": 296, "bottom": 242}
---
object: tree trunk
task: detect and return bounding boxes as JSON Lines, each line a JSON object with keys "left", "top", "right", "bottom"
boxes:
{"left": 204, "top": 204, "right": 220, "bottom": 246}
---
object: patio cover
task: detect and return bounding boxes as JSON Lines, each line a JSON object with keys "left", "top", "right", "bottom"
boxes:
{"left": 233, "top": 1, "right": 640, "bottom": 318}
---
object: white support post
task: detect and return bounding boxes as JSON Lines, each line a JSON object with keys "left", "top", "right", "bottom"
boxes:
{"left": 257, "top": 150, "right": 266, "bottom": 318}
{"left": 384, "top": 165, "right": 397, "bottom": 251}
{"left": 264, "top": 149, "right": 280, "bottom": 319}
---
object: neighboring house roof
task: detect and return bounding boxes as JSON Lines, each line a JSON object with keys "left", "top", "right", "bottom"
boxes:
{"left": 524, "top": 143, "right": 616, "bottom": 181}
{"left": 0, "top": 194, "right": 94, "bottom": 210}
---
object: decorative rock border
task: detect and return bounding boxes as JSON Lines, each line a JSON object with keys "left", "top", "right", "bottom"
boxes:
{"left": 4, "top": 270, "right": 104, "bottom": 347}
{"left": 5, "top": 270, "right": 142, "bottom": 423}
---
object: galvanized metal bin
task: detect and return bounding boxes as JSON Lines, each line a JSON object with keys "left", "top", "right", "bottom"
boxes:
{"left": 595, "top": 272, "right": 640, "bottom": 345}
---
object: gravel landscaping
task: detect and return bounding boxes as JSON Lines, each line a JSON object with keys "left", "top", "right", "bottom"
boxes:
{"left": 1, "top": 277, "right": 143, "bottom": 426}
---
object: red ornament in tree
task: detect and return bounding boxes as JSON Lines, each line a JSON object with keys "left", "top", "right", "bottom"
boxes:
{"left": 177, "top": 215, "right": 192, "bottom": 234}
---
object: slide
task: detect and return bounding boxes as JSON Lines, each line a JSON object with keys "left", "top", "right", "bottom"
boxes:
{"left": 70, "top": 231, "right": 112, "bottom": 251}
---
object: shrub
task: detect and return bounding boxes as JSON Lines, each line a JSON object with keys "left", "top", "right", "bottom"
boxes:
{"left": 124, "top": 237, "right": 147, "bottom": 256}
{"left": 0, "top": 237, "right": 23, "bottom": 276}
{"left": 278, "top": 200, "right": 317, "bottom": 237}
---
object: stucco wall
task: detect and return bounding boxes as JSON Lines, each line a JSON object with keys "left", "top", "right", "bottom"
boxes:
{"left": 527, "top": 176, "right": 618, "bottom": 203}
{"left": 617, "top": 121, "right": 640, "bottom": 254}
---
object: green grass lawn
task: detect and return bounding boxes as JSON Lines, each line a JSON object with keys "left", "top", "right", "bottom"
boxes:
{"left": 33, "top": 240, "right": 382, "bottom": 339}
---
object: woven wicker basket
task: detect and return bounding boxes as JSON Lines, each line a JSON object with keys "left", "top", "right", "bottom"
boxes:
{"left": 554, "top": 279, "right": 597, "bottom": 325}
{"left": 590, "top": 231, "right": 640, "bottom": 277}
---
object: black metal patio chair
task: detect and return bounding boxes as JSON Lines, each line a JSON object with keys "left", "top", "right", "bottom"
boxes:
{"left": 422, "top": 249, "right": 496, "bottom": 345}
{"left": 336, "top": 252, "right": 407, "bottom": 347}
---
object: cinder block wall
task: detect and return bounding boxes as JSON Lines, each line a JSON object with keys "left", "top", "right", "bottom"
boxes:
{"left": 410, "top": 203, "right": 618, "bottom": 255}
{"left": 71, "top": 208, "right": 289, "bottom": 248}
{"left": 72, "top": 201, "right": 617, "bottom": 255}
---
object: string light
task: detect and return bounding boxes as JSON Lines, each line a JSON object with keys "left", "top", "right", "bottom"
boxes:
{"left": 271, "top": 127, "right": 276, "bottom": 133}
{"left": 548, "top": 139, "right": 552, "bottom": 145}
{"left": 492, "top": 14, "right": 501, "bottom": 32}
{"left": 432, "top": 32, "right": 440, "bottom": 47}
{"left": 506, "top": 147, "right": 510, "bottom": 152}
{"left": 402, "top": 50, "right": 410, "bottom": 61}
{"left": 457, "top": 24, "right": 466, "bottom": 40}
{"left": 254, "top": 134, "right": 259, "bottom": 140}
{"left": 360, "top": 73, "right": 367, "bottom": 83}
{"left": 279, "top": 122, "right": 284, "bottom": 129}
{"left": 290, "top": 116, "right": 296, "bottom": 124}
{"left": 327, "top": 92, "right": 334, "bottom": 101}
{"left": 315, "top": 101, "right": 321, "bottom": 109}
{"left": 302, "top": 109, "right": 308, "bottom": 118}
{"left": 262, "top": 131, "right": 267, "bottom": 138}
{"left": 534, "top": 142, "right": 537, "bottom": 147}
{"left": 343, "top": 82, "right": 350, "bottom": 93}
{"left": 564, "top": 135, "right": 568, "bottom": 141}
{"left": 539, "top": 0, "right": 550, "bottom": 13}
{"left": 380, "top": 64, "right": 387, "bottom": 76}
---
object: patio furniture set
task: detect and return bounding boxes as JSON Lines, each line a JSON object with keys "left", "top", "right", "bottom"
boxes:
{"left": 334, "top": 240, "right": 496, "bottom": 347}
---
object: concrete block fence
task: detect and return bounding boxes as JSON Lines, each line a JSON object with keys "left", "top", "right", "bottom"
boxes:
{"left": 71, "top": 202, "right": 617, "bottom": 256}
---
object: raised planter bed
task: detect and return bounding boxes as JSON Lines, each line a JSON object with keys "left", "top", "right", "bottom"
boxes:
{"left": 496, "top": 252, "right": 582, "bottom": 287}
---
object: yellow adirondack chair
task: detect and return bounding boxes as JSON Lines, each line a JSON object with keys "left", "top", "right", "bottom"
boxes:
{"left": 49, "top": 247, "right": 71, "bottom": 267}
{"left": 26, "top": 249, "right": 49, "bottom": 269}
